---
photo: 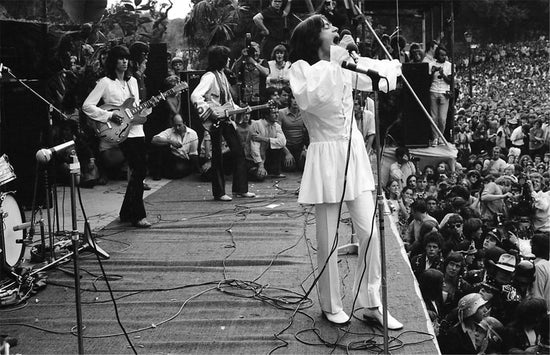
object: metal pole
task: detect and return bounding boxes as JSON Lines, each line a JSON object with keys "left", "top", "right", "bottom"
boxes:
{"left": 373, "top": 89, "right": 389, "bottom": 355}
{"left": 69, "top": 152, "right": 84, "bottom": 354}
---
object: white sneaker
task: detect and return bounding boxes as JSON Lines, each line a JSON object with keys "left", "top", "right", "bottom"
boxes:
{"left": 362, "top": 307, "right": 403, "bottom": 330}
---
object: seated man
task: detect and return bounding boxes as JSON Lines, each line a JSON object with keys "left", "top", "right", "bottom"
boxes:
{"left": 246, "top": 108, "right": 286, "bottom": 181}
{"left": 151, "top": 114, "right": 199, "bottom": 178}
{"left": 279, "top": 95, "right": 307, "bottom": 171}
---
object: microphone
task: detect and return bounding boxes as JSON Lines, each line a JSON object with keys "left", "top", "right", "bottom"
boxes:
{"left": 341, "top": 61, "right": 383, "bottom": 78}
{"left": 13, "top": 221, "right": 33, "bottom": 232}
{"left": 35, "top": 140, "right": 75, "bottom": 164}
{"left": 346, "top": 43, "right": 360, "bottom": 63}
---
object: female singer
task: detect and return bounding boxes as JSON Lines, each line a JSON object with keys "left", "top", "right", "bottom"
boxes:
{"left": 288, "top": 15, "right": 403, "bottom": 328}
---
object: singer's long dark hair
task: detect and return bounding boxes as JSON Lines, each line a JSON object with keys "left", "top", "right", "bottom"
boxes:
{"left": 289, "top": 14, "right": 326, "bottom": 65}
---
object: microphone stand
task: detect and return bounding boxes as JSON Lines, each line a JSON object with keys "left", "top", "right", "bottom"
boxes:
{"left": 69, "top": 151, "right": 84, "bottom": 354}
{"left": 2, "top": 65, "right": 67, "bottom": 253}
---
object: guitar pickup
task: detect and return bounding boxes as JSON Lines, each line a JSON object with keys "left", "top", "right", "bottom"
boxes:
{"left": 106, "top": 122, "right": 112, "bottom": 129}
{"left": 124, "top": 108, "right": 133, "bottom": 119}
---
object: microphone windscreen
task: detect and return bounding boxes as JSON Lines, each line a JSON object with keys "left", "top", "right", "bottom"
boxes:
{"left": 36, "top": 149, "right": 51, "bottom": 164}
{"left": 346, "top": 43, "right": 359, "bottom": 53}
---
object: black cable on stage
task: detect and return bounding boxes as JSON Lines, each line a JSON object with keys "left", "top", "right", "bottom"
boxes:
{"left": 76, "top": 184, "right": 138, "bottom": 354}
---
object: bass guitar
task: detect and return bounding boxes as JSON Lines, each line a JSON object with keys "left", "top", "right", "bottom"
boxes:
{"left": 203, "top": 100, "right": 276, "bottom": 131}
{"left": 89, "top": 82, "right": 188, "bottom": 144}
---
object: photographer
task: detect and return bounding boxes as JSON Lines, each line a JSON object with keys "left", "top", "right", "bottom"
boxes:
{"left": 389, "top": 146, "right": 417, "bottom": 190}
{"left": 232, "top": 41, "right": 269, "bottom": 109}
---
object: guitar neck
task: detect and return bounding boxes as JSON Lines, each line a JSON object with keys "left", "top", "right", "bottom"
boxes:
{"left": 225, "top": 103, "right": 271, "bottom": 117}
{"left": 129, "top": 87, "right": 180, "bottom": 115}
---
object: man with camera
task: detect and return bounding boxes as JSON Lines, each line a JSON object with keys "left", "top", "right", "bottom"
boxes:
{"left": 232, "top": 41, "right": 269, "bottom": 110}
{"left": 428, "top": 46, "right": 452, "bottom": 146}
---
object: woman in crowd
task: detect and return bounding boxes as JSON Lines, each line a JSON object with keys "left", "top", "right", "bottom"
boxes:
{"left": 385, "top": 179, "right": 402, "bottom": 220}
{"left": 441, "top": 252, "right": 473, "bottom": 317}
{"left": 266, "top": 44, "right": 291, "bottom": 91}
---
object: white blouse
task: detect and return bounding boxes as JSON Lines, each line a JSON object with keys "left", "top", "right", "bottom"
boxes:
{"left": 289, "top": 45, "right": 400, "bottom": 204}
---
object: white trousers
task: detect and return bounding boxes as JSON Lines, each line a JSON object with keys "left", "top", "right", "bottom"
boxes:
{"left": 314, "top": 191, "right": 382, "bottom": 314}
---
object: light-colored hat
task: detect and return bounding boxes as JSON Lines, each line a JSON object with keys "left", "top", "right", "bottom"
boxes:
{"left": 495, "top": 253, "right": 516, "bottom": 273}
{"left": 457, "top": 293, "right": 487, "bottom": 323}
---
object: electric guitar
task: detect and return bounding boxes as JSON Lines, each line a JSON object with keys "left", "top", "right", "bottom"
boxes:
{"left": 203, "top": 100, "right": 276, "bottom": 131}
{"left": 89, "top": 82, "right": 188, "bottom": 144}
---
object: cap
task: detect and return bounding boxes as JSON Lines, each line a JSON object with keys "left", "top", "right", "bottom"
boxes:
{"left": 514, "top": 260, "right": 535, "bottom": 283}
{"left": 495, "top": 253, "right": 516, "bottom": 272}
{"left": 129, "top": 41, "right": 149, "bottom": 62}
{"left": 171, "top": 56, "right": 184, "bottom": 65}
{"left": 457, "top": 293, "right": 488, "bottom": 323}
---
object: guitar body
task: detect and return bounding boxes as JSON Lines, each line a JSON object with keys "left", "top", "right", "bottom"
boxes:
{"left": 202, "top": 100, "right": 276, "bottom": 131}
{"left": 88, "top": 98, "right": 137, "bottom": 144}
{"left": 202, "top": 102, "right": 235, "bottom": 131}
{"left": 88, "top": 82, "right": 188, "bottom": 145}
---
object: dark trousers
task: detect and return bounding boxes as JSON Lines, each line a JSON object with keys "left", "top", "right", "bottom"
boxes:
{"left": 163, "top": 151, "right": 193, "bottom": 179}
{"left": 119, "top": 137, "right": 147, "bottom": 222}
{"left": 246, "top": 148, "right": 284, "bottom": 181}
{"left": 210, "top": 122, "right": 248, "bottom": 198}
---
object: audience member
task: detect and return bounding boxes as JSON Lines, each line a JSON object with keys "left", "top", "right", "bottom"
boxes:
{"left": 151, "top": 114, "right": 199, "bottom": 178}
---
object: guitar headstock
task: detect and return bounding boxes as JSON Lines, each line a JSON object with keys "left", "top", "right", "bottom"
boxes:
{"left": 266, "top": 99, "right": 278, "bottom": 111}
{"left": 174, "top": 81, "right": 189, "bottom": 92}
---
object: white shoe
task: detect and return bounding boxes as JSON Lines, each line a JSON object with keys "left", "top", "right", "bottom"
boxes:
{"left": 362, "top": 307, "right": 403, "bottom": 330}
{"left": 322, "top": 310, "right": 350, "bottom": 325}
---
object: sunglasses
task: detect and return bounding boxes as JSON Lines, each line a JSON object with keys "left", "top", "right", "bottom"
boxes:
{"left": 450, "top": 223, "right": 463, "bottom": 228}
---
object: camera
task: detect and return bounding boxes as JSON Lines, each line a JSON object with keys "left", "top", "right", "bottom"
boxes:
{"left": 244, "top": 33, "right": 256, "bottom": 58}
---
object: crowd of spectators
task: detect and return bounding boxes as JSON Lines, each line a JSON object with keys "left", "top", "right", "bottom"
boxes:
{"left": 384, "top": 39, "right": 550, "bottom": 354}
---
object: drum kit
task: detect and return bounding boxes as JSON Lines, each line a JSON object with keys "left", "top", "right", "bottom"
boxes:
{"left": 0, "top": 152, "right": 109, "bottom": 302}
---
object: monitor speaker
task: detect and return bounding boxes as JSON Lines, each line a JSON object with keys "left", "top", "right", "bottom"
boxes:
{"left": 401, "top": 63, "right": 431, "bottom": 148}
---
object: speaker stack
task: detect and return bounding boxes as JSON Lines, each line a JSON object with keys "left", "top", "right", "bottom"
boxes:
{"left": 1, "top": 21, "right": 50, "bottom": 209}
{"left": 401, "top": 62, "right": 431, "bottom": 148}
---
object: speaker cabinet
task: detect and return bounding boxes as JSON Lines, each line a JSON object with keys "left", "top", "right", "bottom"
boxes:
{"left": 401, "top": 63, "right": 431, "bottom": 148}
{"left": 0, "top": 81, "right": 49, "bottom": 209}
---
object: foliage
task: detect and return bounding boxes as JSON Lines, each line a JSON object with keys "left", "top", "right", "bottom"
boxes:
{"left": 184, "top": 0, "right": 247, "bottom": 48}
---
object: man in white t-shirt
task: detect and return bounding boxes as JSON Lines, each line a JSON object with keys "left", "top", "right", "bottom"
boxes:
{"left": 429, "top": 46, "right": 452, "bottom": 146}
{"left": 152, "top": 114, "right": 199, "bottom": 178}
{"left": 482, "top": 146, "right": 507, "bottom": 177}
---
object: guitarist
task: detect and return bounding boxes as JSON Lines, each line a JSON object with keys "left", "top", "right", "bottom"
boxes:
{"left": 191, "top": 45, "right": 256, "bottom": 201}
{"left": 82, "top": 45, "right": 154, "bottom": 228}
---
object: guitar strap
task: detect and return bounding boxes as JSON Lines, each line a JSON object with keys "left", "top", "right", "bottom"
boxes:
{"left": 212, "top": 71, "right": 227, "bottom": 105}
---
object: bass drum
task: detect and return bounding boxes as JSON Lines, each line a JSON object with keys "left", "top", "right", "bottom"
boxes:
{"left": 1, "top": 193, "right": 26, "bottom": 270}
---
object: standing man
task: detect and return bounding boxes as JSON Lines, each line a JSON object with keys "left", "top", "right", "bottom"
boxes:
{"left": 190, "top": 45, "right": 255, "bottom": 202}
{"left": 288, "top": 15, "right": 403, "bottom": 329}
{"left": 428, "top": 46, "right": 452, "bottom": 146}
{"left": 253, "top": 0, "right": 292, "bottom": 59}
{"left": 422, "top": 40, "right": 438, "bottom": 64}
{"left": 83, "top": 45, "right": 153, "bottom": 228}
{"left": 151, "top": 114, "right": 199, "bottom": 178}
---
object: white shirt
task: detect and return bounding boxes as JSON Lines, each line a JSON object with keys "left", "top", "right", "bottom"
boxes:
{"left": 510, "top": 126, "right": 525, "bottom": 146}
{"left": 82, "top": 76, "right": 146, "bottom": 139}
{"left": 154, "top": 127, "right": 199, "bottom": 158}
{"left": 289, "top": 46, "right": 401, "bottom": 204}
{"left": 429, "top": 61, "right": 452, "bottom": 93}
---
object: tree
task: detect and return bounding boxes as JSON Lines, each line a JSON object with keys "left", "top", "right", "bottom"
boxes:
{"left": 183, "top": 0, "right": 248, "bottom": 67}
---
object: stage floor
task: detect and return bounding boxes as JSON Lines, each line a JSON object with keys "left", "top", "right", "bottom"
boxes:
{"left": 3, "top": 173, "right": 439, "bottom": 354}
